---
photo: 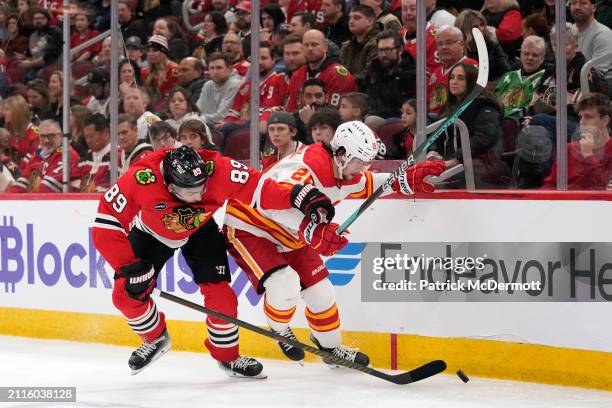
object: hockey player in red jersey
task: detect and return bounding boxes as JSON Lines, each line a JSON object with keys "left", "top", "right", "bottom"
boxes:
{"left": 7, "top": 119, "right": 80, "bottom": 193}
{"left": 92, "top": 146, "right": 305, "bottom": 378}
{"left": 224, "top": 121, "right": 446, "bottom": 365}
{"left": 286, "top": 29, "right": 356, "bottom": 111}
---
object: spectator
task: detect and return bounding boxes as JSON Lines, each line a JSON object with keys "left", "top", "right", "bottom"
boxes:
{"left": 1, "top": 95, "right": 39, "bottom": 164}
{"left": 152, "top": 17, "right": 190, "bottom": 63}
{"left": 222, "top": 32, "right": 251, "bottom": 77}
{"left": 522, "top": 12, "right": 554, "bottom": 65}
{"left": 397, "top": 98, "right": 417, "bottom": 157}
{"left": 341, "top": 5, "right": 380, "bottom": 76}
{"left": 92, "top": 36, "right": 112, "bottom": 66}
{"left": 282, "top": 33, "right": 307, "bottom": 77}
{"left": 223, "top": 43, "right": 288, "bottom": 145}
{"left": 26, "top": 79, "right": 50, "bottom": 123}
{"left": 338, "top": 92, "right": 370, "bottom": 123}
{"left": 117, "top": 113, "right": 153, "bottom": 175}
{"left": 510, "top": 125, "right": 555, "bottom": 188}
{"left": 293, "top": 78, "right": 335, "bottom": 144}
{"left": 542, "top": 93, "right": 612, "bottom": 189}
{"left": 70, "top": 9, "right": 101, "bottom": 62}
{"left": 455, "top": 9, "right": 513, "bottom": 81}
{"left": 119, "top": 59, "right": 142, "bottom": 94}
{"left": 141, "top": 35, "right": 180, "bottom": 111}
{"left": 571, "top": 0, "right": 612, "bottom": 81}
{"left": 361, "top": 0, "right": 402, "bottom": 32}
{"left": 69, "top": 105, "right": 92, "bottom": 160}
{"left": 18, "top": 8, "right": 62, "bottom": 80}
{"left": 122, "top": 87, "right": 162, "bottom": 141}
{"left": 481, "top": 0, "right": 524, "bottom": 61}
{"left": 427, "top": 0, "right": 456, "bottom": 26}
{"left": 261, "top": 3, "right": 286, "bottom": 42}
{"left": 428, "top": 26, "right": 479, "bottom": 115}
{"left": 125, "top": 36, "right": 147, "bottom": 70}
{"left": 286, "top": 0, "right": 326, "bottom": 25}
{"left": 0, "top": 128, "right": 18, "bottom": 191}
{"left": 234, "top": 0, "right": 252, "bottom": 58}
{"left": 261, "top": 111, "right": 304, "bottom": 170}
{"left": 194, "top": 11, "right": 227, "bottom": 61}
{"left": 178, "top": 57, "right": 207, "bottom": 106}
{"left": 45, "top": 71, "right": 81, "bottom": 124}
{"left": 494, "top": 35, "right": 547, "bottom": 118}
{"left": 197, "top": 52, "right": 243, "bottom": 130}
{"left": 76, "top": 113, "right": 111, "bottom": 192}
{"left": 308, "top": 107, "right": 342, "bottom": 144}
{"left": 358, "top": 29, "right": 416, "bottom": 123}
{"left": 6, "top": 119, "right": 80, "bottom": 193}
{"left": 401, "top": 0, "right": 439, "bottom": 73}
{"left": 290, "top": 12, "right": 317, "bottom": 36}
{"left": 118, "top": 0, "right": 148, "bottom": 44}
{"left": 85, "top": 66, "right": 110, "bottom": 116}
{"left": 149, "top": 121, "right": 180, "bottom": 150}
{"left": 210, "top": 0, "right": 237, "bottom": 24}
{"left": 16, "top": 0, "right": 34, "bottom": 35}
{"left": 286, "top": 29, "right": 356, "bottom": 111}
{"left": 3, "top": 14, "right": 29, "bottom": 63}
{"left": 322, "top": 0, "right": 352, "bottom": 48}
{"left": 177, "top": 118, "right": 217, "bottom": 150}
{"left": 93, "top": 0, "right": 111, "bottom": 32}
{"left": 166, "top": 87, "right": 209, "bottom": 132}
{"left": 431, "top": 62, "right": 508, "bottom": 188}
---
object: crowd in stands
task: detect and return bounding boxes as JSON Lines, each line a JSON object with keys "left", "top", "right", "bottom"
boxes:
{"left": 0, "top": 0, "right": 611, "bottom": 194}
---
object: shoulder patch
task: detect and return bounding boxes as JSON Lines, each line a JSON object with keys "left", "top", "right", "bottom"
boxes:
{"left": 171, "top": 68, "right": 180, "bottom": 77}
{"left": 205, "top": 160, "right": 215, "bottom": 176}
{"left": 335, "top": 66, "right": 349, "bottom": 77}
{"left": 134, "top": 168, "right": 157, "bottom": 185}
{"left": 146, "top": 115, "right": 159, "bottom": 125}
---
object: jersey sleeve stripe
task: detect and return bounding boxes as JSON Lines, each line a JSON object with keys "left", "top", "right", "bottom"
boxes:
{"left": 41, "top": 176, "right": 62, "bottom": 192}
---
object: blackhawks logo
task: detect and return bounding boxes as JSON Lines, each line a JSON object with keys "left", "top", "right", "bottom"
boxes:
{"left": 134, "top": 168, "right": 157, "bottom": 185}
{"left": 162, "top": 206, "right": 210, "bottom": 233}
{"left": 335, "top": 66, "right": 349, "bottom": 77}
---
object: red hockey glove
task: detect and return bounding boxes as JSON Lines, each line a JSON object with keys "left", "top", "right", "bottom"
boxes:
{"left": 392, "top": 160, "right": 446, "bottom": 194}
{"left": 118, "top": 259, "right": 156, "bottom": 301}
{"left": 290, "top": 183, "right": 335, "bottom": 224}
{"left": 299, "top": 218, "right": 348, "bottom": 257}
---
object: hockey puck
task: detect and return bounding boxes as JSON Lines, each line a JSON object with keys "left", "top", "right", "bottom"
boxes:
{"left": 456, "top": 370, "right": 469, "bottom": 383}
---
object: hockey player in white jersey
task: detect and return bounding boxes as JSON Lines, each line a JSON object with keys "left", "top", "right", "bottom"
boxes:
{"left": 223, "top": 121, "right": 446, "bottom": 365}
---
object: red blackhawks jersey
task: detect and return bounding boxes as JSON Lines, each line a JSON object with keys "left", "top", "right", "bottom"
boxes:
{"left": 225, "top": 72, "right": 288, "bottom": 123}
{"left": 427, "top": 57, "right": 479, "bottom": 114}
{"left": 74, "top": 144, "right": 112, "bottom": 193}
{"left": 233, "top": 60, "right": 251, "bottom": 77}
{"left": 7, "top": 147, "right": 80, "bottom": 193}
{"left": 287, "top": 0, "right": 325, "bottom": 28}
{"left": 141, "top": 62, "right": 180, "bottom": 101}
{"left": 92, "top": 149, "right": 292, "bottom": 272}
{"left": 11, "top": 124, "right": 40, "bottom": 165}
{"left": 400, "top": 23, "right": 440, "bottom": 74}
{"left": 286, "top": 58, "right": 357, "bottom": 112}
{"left": 224, "top": 143, "right": 394, "bottom": 252}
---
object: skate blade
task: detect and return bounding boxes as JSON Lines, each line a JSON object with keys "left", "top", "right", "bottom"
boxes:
{"left": 129, "top": 343, "right": 171, "bottom": 376}
{"left": 223, "top": 371, "right": 268, "bottom": 380}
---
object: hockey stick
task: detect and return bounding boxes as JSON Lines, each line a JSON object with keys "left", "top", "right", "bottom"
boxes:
{"left": 338, "top": 27, "right": 490, "bottom": 234}
{"left": 154, "top": 289, "right": 446, "bottom": 385}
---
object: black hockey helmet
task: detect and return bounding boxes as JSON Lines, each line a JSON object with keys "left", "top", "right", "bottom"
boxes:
{"left": 162, "top": 146, "right": 208, "bottom": 188}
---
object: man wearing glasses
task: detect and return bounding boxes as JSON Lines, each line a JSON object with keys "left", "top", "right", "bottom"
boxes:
{"left": 357, "top": 29, "right": 416, "bottom": 128}
{"left": 6, "top": 120, "right": 80, "bottom": 193}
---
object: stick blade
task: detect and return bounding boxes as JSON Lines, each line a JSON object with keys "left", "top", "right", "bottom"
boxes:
{"left": 389, "top": 360, "right": 447, "bottom": 385}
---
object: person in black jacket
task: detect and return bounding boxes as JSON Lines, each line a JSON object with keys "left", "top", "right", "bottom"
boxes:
{"left": 429, "top": 62, "right": 509, "bottom": 188}
{"left": 17, "top": 8, "right": 62, "bottom": 81}
{"left": 357, "top": 30, "right": 416, "bottom": 124}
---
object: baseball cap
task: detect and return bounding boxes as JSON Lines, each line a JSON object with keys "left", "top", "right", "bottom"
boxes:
{"left": 268, "top": 111, "right": 296, "bottom": 128}
{"left": 235, "top": 1, "right": 252, "bottom": 13}
{"left": 517, "top": 125, "right": 553, "bottom": 164}
{"left": 125, "top": 36, "right": 143, "bottom": 50}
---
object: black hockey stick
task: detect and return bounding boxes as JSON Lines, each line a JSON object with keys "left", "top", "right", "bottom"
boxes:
{"left": 338, "top": 27, "right": 490, "bottom": 234}
{"left": 153, "top": 288, "right": 446, "bottom": 385}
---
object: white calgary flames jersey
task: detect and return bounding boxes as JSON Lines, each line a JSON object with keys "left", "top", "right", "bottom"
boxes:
{"left": 224, "top": 144, "right": 392, "bottom": 251}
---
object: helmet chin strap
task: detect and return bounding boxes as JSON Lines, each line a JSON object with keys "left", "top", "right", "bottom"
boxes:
{"left": 333, "top": 153, "right": 347, "bottom": 179}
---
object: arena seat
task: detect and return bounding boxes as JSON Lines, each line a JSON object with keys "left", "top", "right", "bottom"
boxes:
{"left": 223, "top": 128, "right": 251, "bottom": 160}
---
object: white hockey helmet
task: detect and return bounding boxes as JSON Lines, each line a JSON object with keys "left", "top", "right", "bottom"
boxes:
{"left": 330, "top": 121, "right": 378, "bottom": 167}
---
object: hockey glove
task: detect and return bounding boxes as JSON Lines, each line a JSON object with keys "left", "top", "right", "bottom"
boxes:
{"left": 299, "top": 217, "right": 348, "bottom": 257}
{"left": 290, "top": 183, "right": 335, "bottom": 224}
{"left": 392, "top": 160, "right": 446, "bottom": 194}
{"left": 119, "top": 259, "right": 156, "bottom": 301}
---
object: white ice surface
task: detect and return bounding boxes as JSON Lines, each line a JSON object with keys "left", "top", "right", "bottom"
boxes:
{"left": 1, "top": 335, "right": 611, "bottom": 408}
